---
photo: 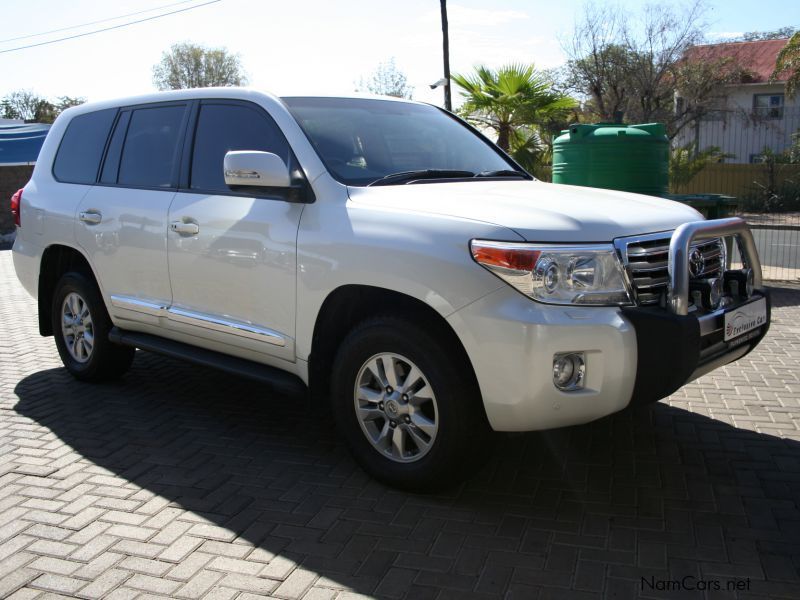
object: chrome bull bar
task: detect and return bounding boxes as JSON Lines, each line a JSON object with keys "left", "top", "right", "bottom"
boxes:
{"left": 668, "top": 217, "right": 763, "bottom": 316}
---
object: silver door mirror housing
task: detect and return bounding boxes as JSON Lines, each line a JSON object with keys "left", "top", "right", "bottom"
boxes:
{"left": 224, "top": 151, "right": 291, "bottom": 188}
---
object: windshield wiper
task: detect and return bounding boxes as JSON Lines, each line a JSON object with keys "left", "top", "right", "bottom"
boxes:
{"left": 474, "top": 169, "right": 528, "bottom": 178}
{"left": 368, "top": 169, "right": 476, "bottom": 186}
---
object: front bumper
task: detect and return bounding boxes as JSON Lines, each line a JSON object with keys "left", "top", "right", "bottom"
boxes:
{"left": 623, "top": 291, "right": 770, "bottom": 405}
{"left": 449, "top": 217, "right": 770, "bottom": 432}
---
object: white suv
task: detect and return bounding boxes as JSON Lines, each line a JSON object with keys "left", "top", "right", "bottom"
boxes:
{"left": 11, "top": 88, "right": 770, "bottom": 488}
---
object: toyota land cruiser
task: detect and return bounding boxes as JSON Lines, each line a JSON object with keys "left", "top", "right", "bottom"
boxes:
{"left": 11, "top": 88, "right": 770, "bottom": 488}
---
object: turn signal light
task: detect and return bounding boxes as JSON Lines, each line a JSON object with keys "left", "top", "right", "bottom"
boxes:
{"left": 470, "top": 241, "right": 541, "bottom": 272}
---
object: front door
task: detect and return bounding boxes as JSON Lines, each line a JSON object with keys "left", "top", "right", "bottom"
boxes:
{"left": 166, "top": 100, "right": 303, "bottom": 362}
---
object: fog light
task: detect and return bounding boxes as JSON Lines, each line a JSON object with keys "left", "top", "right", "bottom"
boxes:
{"left": 553, "top": 352, "right": 585, "bottom": 391}
{"left": 690, "top": 278, "right": 723, "bottom": 310}
{"left": 724, "top": 268, "right": 754, "bottom": 299}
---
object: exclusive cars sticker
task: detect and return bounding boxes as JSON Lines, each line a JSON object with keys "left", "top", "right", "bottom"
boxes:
{"left": 724, "top": 297, "right": 767, "bottom": 342}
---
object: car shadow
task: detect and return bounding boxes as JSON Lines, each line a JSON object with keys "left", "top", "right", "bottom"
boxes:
{"left": 14, "top": 351, "right": 800, "bottom": 598}
{"left": 768, "top": 283, "right": 800, "bottom": 308}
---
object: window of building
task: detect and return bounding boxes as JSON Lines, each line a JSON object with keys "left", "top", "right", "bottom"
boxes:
{"left": 701, "top": 96, "right": 728, "bottom": 121}
{"left": 753, "top": 93, "right": 784, "bottom": 119}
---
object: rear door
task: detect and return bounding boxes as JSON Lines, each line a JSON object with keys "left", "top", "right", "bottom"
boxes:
{"left": 166, "top": 100, "right": 303, "bottom": 362}
{"left": 76, "top": 102, "right": 189, "bottom": 325}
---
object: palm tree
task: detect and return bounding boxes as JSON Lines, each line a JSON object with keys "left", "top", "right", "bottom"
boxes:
{"left": 452, "top": 64, "right": 576, "bottom": 167}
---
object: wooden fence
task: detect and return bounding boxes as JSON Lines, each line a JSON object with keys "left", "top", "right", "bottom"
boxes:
{"left": 674, "top": 163, "right": 800, "bottom": 199}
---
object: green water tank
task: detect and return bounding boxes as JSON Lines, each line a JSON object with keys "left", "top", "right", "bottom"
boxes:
{"left": 552, "top": 123, "right": 669, "bottom": 196}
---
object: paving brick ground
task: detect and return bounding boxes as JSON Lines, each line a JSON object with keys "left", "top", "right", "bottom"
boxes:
{"left": 1, "top": 249, "right": 799, "bottom": 599}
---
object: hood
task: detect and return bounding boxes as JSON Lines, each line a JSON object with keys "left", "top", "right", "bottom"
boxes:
{"left": 347, "top": 180, "right": 703, "bottom": 242}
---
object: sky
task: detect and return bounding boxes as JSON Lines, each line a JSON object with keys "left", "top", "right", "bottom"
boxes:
{"left": 0, "top": 0, "right": 798, "bottom": 109}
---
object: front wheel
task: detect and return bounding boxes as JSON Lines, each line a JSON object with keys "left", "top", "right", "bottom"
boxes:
{"left": 52, "top": 272, "right": 135, "bottom": 381}
{"left": 330, "top": 315, "right": 490, "bottom": 490}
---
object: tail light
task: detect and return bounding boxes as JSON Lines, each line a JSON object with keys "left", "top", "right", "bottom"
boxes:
{"left": 10, "top": 188, "right": 22, "bottom": 227}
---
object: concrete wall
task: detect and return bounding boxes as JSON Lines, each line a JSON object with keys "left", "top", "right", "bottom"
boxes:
{"left": 0, "top": 165, "right": 34, "bottom": 235}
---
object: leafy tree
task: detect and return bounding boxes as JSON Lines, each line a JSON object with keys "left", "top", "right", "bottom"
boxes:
{"left": 564, "top": 43, "right": 636, "bottom": 123}
{"left": 2, "top": 90, "right": 46, "bottom": 121}
{"left": 562, "top": 1, "right": 736, "bottom": 138}
{"left": 153, "top": 42, "right": 248, "bottom": 90}
{"left": 772, "top": 32, "right": 800, "bottom": 98}
{"left": 56, "top": 96, "right": 86, "bottom": 112}
{"left": 1, "top": 90, "right": 85, "bottom": 123}
{"left": 673, "top": 57, "right": 751, "bottom": 134}
{"left": 356, "top": 58, "right": 413, "bottom": 99}
{"left": 452, "top": 63, "right": 575, "bottom": 156}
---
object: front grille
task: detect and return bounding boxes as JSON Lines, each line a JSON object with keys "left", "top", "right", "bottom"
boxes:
{"left": 616, "top": 232, "right": 725, "bottom": 307}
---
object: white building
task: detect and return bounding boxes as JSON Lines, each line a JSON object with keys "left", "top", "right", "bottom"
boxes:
{"left": 676, "top": 38, "right": 798, "bottom": 164}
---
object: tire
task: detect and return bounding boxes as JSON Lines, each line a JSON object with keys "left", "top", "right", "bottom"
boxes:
{"left": 51, "top": 272, "right": 135, "bottom": 381}
{"left": 330, "top": 315, "right": 491, "bottom": 490}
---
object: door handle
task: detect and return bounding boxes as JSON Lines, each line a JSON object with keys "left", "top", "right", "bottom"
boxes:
{"left": 170, "top": 221, "right": 200, "bottom": 235}
{"left": 79, "top": 211, "right": 102, "bottom": 225}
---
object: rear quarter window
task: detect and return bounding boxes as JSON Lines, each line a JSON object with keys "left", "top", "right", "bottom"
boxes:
{"left": 52, "top": 108, "right": 117, "bottom": 184}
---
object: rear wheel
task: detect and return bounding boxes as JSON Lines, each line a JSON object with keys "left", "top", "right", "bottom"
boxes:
{"left": 52, "top": 272, "right": 135, "bottom": 381}
{"left": 330, "top": 315, "right": 490, "bottom": 490}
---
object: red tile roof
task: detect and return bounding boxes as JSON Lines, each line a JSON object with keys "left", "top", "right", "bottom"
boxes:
{"left": 683, "top": 38, "right": 790, "bottom": 83}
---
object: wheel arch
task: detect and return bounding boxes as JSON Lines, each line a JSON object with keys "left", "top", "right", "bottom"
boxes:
{"left": 308, "top": 284, "right": 485, "bottom": 417}
{"left": 38, "top": 244, "right": 97, "bottom": 337}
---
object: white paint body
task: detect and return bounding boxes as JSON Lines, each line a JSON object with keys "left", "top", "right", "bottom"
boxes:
{"left": 13, "top": 88, "right": 707, "bottom": 432}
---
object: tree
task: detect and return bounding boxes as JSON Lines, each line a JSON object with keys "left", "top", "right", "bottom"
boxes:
{"left": 1, "top": 90, "right": 86, "bottom": 123}
{"left": 672, "top": 56, "right": 751, "bottom": 134}
{"left": 356, "top": 58, "right": 413, "bottom": 99}
{"left": 563, "top": 1, "right": 731, "bottom": 137}
{"left": 452, "top": 63, "right": 576, "bottom": 172}
{"left": 737, "top": 27, "right": 796, "bottom": 42}
{"left": 56, "top": 96, "right": 86, "bottom": 112}
{"left": 152, "top": 42, "right": 248, "bottom": 90}
{"left": 772, "top": 32, "right": 800, "bottom": 98}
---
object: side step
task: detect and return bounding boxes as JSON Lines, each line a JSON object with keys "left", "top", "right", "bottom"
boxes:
{"left": 109, "top": 327, "right": 308, "bottom": 397}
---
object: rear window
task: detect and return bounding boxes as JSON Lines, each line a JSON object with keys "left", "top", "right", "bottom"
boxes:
{"left": 118, "top": 105, "right": 186, "bottom": 188}
{"left": 52, "top": 108, "right": 116, "bottom": 184}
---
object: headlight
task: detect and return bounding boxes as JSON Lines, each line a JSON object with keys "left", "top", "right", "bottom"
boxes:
{"left": 470, "top": 240, "right": 632, "bottom": 306}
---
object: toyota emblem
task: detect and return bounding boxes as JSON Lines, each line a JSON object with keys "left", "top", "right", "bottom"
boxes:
{"left": 689, "top": 248, "right": 705, "bottom": 277}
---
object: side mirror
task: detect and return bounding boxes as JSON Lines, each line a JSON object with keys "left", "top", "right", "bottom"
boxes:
{"left": 224, "top": 151, "right": 291, "bottom": 189}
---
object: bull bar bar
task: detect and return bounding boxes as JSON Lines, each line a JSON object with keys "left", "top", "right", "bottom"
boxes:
{"left": 667, "top": 217, "right": 763, "bottom": 316}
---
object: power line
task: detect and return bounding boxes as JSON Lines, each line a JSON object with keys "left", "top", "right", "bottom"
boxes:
{"left": 0, "top": 0, "right": 202, "bottom": 44}
{"left": 0, "top": 0, "right": 222, "bottom": 55}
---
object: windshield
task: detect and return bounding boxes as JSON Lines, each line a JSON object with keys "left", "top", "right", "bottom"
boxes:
{"left": 281, "top": 97, "right": 522, "bottom": 186}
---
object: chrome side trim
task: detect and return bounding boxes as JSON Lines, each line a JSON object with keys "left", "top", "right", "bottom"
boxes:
{"left": 668, "top": 218, "right": 763, "bottom": 316}
{"left": 166, "top": 307, "right": 287, "bottom": 347}
{"left": 110, "top": 295, "right": 168, "bottom": 317}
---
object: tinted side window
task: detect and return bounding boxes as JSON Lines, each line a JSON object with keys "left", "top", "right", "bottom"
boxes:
{"left": 100, "top": 111, "right": 131, "bottom": 184}
{"left": 190, "top": 103, "right": 290, "bottom": 192}
{"left": 53, "top": 108, "right": 116, "bottom": 184}
{"left": 118, "top": 105, "right": 186, "bottom": 188}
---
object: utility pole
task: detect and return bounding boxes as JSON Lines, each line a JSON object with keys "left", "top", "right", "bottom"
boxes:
{"left": 440, "top": 0, "right": 452, "bottom": 111}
